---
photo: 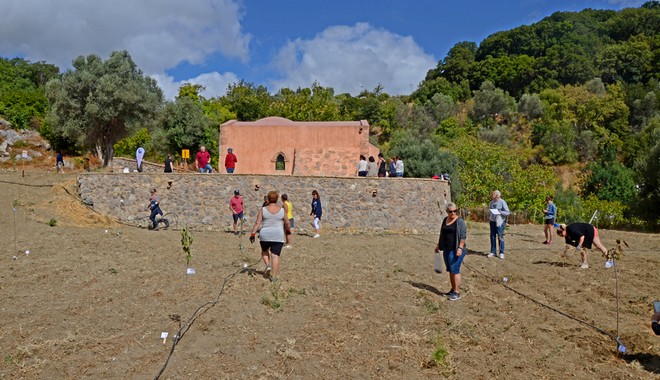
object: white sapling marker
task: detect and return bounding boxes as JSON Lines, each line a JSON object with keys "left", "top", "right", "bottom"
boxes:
{"left": 160, "top": 332, "right": 168, "bottom": 344}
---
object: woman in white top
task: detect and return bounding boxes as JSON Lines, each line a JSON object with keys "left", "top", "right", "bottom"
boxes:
{"left": 356, "top": 155, "right": 368, "bottom": 177}
{"left": 250, "top": 191, "right": 291, "bottom": 282}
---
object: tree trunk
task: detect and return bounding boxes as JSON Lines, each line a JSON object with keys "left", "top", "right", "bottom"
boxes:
{"left": 102, "top": 140, "right": 114, "bottom": 167}
{"left": 97, "top": 138, "right": 114, "bottom": 167}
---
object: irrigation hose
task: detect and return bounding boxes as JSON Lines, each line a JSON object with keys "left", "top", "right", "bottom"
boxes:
{"left": 404, "top": 235, "right": 625, "bottom": 347}
{"left": 152, "top": 230, "right": 262, "bottom": 380}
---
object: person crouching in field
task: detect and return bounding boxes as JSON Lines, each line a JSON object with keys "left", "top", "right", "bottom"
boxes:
{"left": 556, "top": 223, "right": 613, "bottom": 269}
{"left": 434, "top": 202, "right": 467, "bottom": 301}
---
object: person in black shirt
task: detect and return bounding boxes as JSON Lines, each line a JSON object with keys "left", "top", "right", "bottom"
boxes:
{"left": 164, "top": 154, "right": 173, "bottom": 173}
{"left": 557, "top": 223, "right": 610, "bottom": 269}
{"left": 434, "top": 202, "right": 467, "bottom": 301}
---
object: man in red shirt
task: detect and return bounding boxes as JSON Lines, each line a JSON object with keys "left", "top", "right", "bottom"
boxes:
{"left": 229, "top": 189, "right": 244, "bottom": 234}
{"left": 195, "top": 146, "right": 212, "bottom": 173}
{"left": 225, "top": 147, "right": 238, "bottom": 173}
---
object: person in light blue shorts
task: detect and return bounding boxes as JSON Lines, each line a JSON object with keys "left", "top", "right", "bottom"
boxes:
{"left": 434, "top": 202, "right": 467, "bottom": 301}
{"left": 543, "top": 196, "right": 557, "bottom": 244}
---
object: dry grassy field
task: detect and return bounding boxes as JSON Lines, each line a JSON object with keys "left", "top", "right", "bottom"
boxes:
{"left": 1, "top": 171, "right": 659, "bottom": 379}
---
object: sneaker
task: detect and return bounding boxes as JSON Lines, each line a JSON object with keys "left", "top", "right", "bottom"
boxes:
{"left": 447, "top": 292, "right": 461, "bottom": 301}
{"left": 443, "top": 290, "right": 456, "bottom": 296}
{"left": 264, "top": 265, "right": 272, "bottom": 275}
{"left": 580, "top": 263, "right": 589, "bottom": 269}
{"left": 284, "top": 244, "right": 292, "bottom": 249}
{"left": 488, "top": 253, "right": 495, "bottom": 258}
{"left": 604, "top": 260, "right": 614, "bottom": 269}
{"left": 499, "top": 253, "right": 505, "bottom": 260}
{"left": 270, "top": 277, "right": 279, "bottom": 283}
{"left": 542, "top": 241, "right": 549, "bottom": 244}
{"left": 313, "top": 234, "right": 320, "bottom": 238}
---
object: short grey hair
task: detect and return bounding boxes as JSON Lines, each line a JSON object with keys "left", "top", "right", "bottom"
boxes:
{"left": 446, "top": 202, "right": 457, "bottom": 211}
{"left": 493, "top": 190, "right": 501, "bottom": 197}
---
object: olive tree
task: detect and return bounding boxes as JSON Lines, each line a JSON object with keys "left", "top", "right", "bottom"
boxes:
{"left": 46, "top": 51, "right": 163, "bottom": 166}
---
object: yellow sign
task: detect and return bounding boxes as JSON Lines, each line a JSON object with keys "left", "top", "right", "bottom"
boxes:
{"left": 181, "top": 149, "right": 190, "bottom": 159}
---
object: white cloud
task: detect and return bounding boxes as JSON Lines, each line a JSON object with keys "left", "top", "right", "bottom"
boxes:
{"left": 271, "top": 23, "right": 436, "bottom": 95}
{"left": 0, "top": 0, "right": 250, "bottom": 75}
{"left": 153, "top": 71, "right": 240, "bottom": 100}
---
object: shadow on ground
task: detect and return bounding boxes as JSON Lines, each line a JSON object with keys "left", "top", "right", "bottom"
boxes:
{"left": 622, "top": 352, "right": 660, "bottom": 375}
{"left": 404, "top": 281, "right": 442, "bottom": 296}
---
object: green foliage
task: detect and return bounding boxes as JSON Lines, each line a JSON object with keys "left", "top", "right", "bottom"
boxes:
{"left": 532, "top": 120, "right": 578, "bottom": 164}
{"left": 114, "top": 128, "right": 150, "bottom": 157}
{"left": 469, "top": 81, "right": 516, "bottom": 124}
{"left": 388, "top": 130, "right": 463, "bottom": 199}
{"left": 553, "top": 186, "right": 628, "bottom": 228}
{"left": 518, "top": 93, "right": 545, "bottom": 119}
{"left": 150, "top": 96, "right": 216, "bottom": 161}
{"left": 452, "top": 136, "right": 556, "bottom": 210}
{"left": 433, "top": 116, "right": 472, "bottom": 146}
{"left": 270, "top": 83, "right": 340, "bottom": 121}
{"left": 632, "top": 118, "right": 660, "bottom": 225}
{"left": 582, "top": 195, "right": 627, "bottom": 229}
{"left": 477, "top": 124, "right": 512, "bottom": 147}
{"left": 178, "top": 83, "right": 205, "bottom": 102}
{"left": 48, "top": 218, "right": 57, "bottom": 227}
{"left": 553, "top": 185, "right": 583, "bottom": 224}
{"left": 394, "top": 102, "right": 436, "bottom": 138}
{"left": 202, "top": 98, "right": 236, "bottom": 126}
{"left": 261, "top": 288, "right": 283, "bottom": 310}
{"left": 223, "top": 80, "right": 271, "bottom": 121}
{"left": 0, "top": 57, "right": 58, "bottom": 130}
{"left": 46, "top": 51, "right": 163, "bottom": 166}
{"left": 432, "top": 334, "right": 449, "bottom": 366}
{"left": 180, "top": 227, "right": 193, "bottom": 266}
{"left": 582, "top": 157, "right": 637, "bottom": 206}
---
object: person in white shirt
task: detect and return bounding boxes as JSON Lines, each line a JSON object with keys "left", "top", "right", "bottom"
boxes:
{"left": 395, "top": 157, "right": 404, "bottom": 177}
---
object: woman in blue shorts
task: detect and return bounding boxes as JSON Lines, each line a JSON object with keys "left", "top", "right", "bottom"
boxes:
{"left": 434, "top": 202, "right": 467, "bottom": 301}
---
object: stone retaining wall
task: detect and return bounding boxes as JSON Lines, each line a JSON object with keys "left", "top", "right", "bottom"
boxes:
{"left": 77, "top": 173, "right": 451, "bottom": 233}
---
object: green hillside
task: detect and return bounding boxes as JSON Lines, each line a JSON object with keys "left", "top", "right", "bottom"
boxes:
{"left": 0, "top": 2, "right": 658, "bottom": 230}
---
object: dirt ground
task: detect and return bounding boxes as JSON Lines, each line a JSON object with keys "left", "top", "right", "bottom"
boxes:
{"left": 0, "top": 170, "right": 659, "bottom": 380}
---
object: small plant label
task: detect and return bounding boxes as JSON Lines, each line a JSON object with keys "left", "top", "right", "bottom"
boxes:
{"left": 186, "top": 268, "right": 196, "bottom": 275}
{"left": 160, "top": 332, "right": 168, "bottom": 344}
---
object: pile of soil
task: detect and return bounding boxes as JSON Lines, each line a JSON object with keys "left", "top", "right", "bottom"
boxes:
{"left": 0, "top": 171, "right": 658, "bottom": 379}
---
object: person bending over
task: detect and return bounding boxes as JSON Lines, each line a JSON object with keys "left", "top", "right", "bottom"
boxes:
{"left": 557, "top": 223, "right": 612, "bottom": 269}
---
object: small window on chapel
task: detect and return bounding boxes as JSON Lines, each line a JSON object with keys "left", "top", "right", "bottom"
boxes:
{"left": 275, "top": 153, "right": 285, "bottom": 170}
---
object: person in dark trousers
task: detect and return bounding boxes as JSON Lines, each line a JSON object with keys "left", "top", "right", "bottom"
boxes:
{"left": 377, "top": 153, "right": 387, "bottom": 177}
{"left": 164, "top": 154, "right": 173, "bottom": 173}
{"left": 652, "top": 311, "right": 660, "bottom": 335}
{"left": 389, "top": 156, "right": 397, "bottom": 178}
{"left": 310, "top": 190, "right": 322, "bottom": 238}
{"left": 434, "top": 202, "right": 467, "bottom": 301}
{"left": 146, "top": 188, "right": 165, "bottom": 230}
{"left": 557, "top": 223, "right": 611, "bottom": 269}
{"left": 224, "top": 147, "right": 238, "bottom": 173}
{"left": 56, "top": 151, "right": 65, "bottom": 174}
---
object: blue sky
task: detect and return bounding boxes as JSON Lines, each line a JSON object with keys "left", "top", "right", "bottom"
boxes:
{"left": 0, "top": 0, "right": 646, "bottom": 99}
